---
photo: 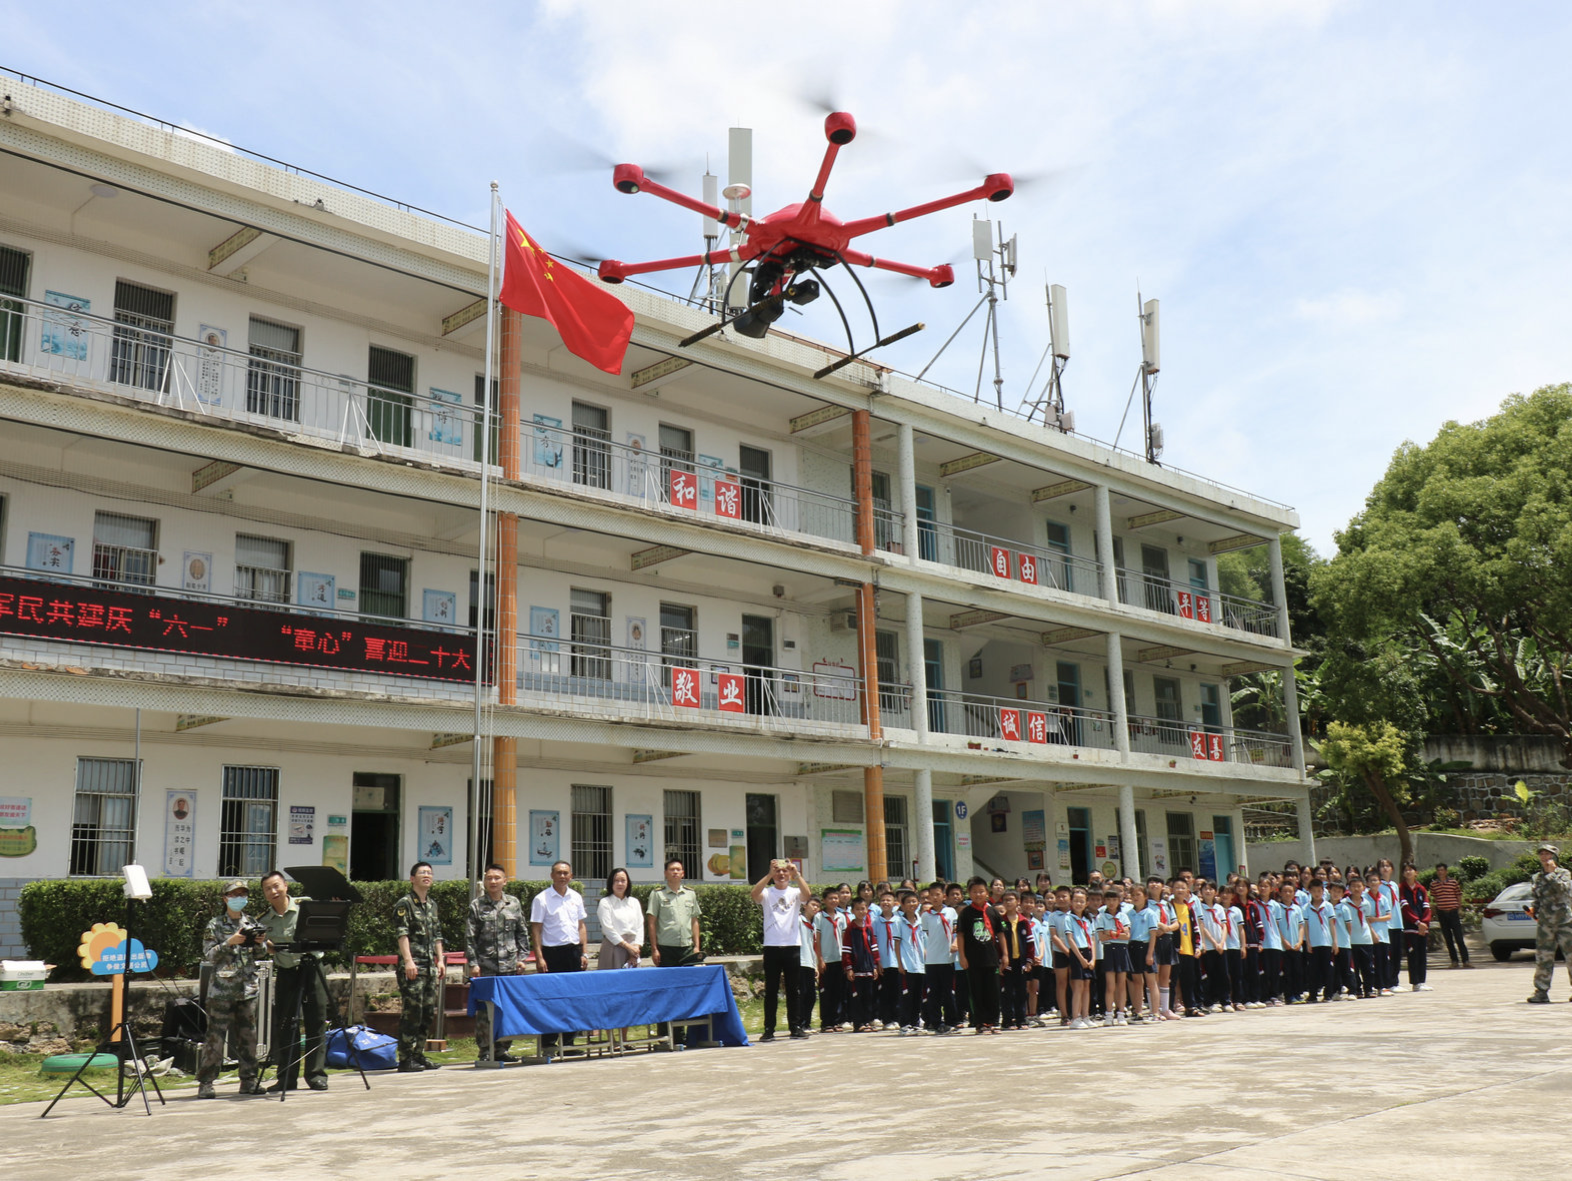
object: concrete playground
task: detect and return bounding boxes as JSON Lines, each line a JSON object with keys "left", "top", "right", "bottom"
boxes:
{"left": 4, "top": 955, "right": 1567, "bottom": 1180}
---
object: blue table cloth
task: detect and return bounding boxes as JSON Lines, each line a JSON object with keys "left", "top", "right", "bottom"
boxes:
{"left": 467, "top": 965, "right": 749, "bottom": 1048}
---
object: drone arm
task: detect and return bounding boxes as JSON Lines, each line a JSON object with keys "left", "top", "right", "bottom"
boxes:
{"left": 838, "top": 247, "right": 955, "bottom": 288}
{"left": 612, "top": 165, "right": 752, "bottom": 232}
{"left": 839, "top": 174, "right": 1014, "bottom": 239}
{"left": 599, "top": 242, "right": 760, "bottom": 284}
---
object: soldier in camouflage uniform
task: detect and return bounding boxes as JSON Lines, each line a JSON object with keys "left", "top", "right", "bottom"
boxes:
{"left": 395, "top": 860, "right": 445, "bottom": 1071}
{"left": 466, "top": 862, "right": 531, "bottom": 1063}
{"left": 1527, "top": 843, "right": 1572, "bottom": 1003}
{"left": 197, "top": 880, "right": 267, "bottom": 1098}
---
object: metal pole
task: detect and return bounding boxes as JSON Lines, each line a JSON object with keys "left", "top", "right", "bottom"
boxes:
{"left": 468, "top": 183, "right": 499, "bottom": 899}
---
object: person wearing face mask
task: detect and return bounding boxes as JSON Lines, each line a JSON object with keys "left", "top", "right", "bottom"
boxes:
{"left": 196, "top": 880, "right": 268, "bottom": 1098}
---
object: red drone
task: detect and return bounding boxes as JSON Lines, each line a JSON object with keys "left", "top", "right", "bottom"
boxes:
{"left": 597, "top": 112, "right": 1013, "bottom": 367}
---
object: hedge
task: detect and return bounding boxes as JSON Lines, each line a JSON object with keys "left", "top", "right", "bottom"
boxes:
{"left": 19, "top": 878, "right": 830, "bottom": 980}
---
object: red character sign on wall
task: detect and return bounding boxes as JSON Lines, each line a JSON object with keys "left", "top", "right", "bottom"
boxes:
{"left": 669, "top": 469, "right": 697, "bottom": 509}
{"left": 1194, "top": 594, "right": 1213, "bottom": 624}
{"left": 670, "top": 667, "right": 700, "bottom": 707}
{"left": 716, "top": 672, "right": 745, "bottom": 712}
{"left": 1206, "top": 732, "right": 1225, "bottom": 761}
{"left": 1026, "top": 711, "right": 1049, "bottom": 744}
{"left": 990, "top": 546, "right": 1012, "bottom": 579}
{"left": 714, "top": 478, "right": 740, "bottom": 519}
{"left": 1177, "top": 590, "right": 1194, "bottom": 619}
{"left": 1189, "top": 729, "right": 1209, "bottom": 760}
{"left": 998, "top": 707, "right": 1023, "bottom": 742}
{"left": 1018, "top": 553, "right": 1039, "bottom": 586}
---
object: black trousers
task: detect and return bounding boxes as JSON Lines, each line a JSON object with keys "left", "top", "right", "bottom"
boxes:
{"left": 819, "top": 965, "right": 845, "bottom": 1029}
{"left": 899, "top": 973, "right": 924, "bottom": 1027}
{"left": 1437, "top": 910, "right": 1469, "bottom": 963}
{"left": 1405, "top": 931, "right": 1429, "bottom": 985}
{"left": 761, "top": 945, "right": 802, "bottom": 1034}
{"left": 1224, "top": 949, "right": 1244, "bottom": 1006}
{"left": 1281, "top": 948, "right": 1303, "bottom": 1000}
{"left": 656, "top": 945, "right": 697, "bottom": 1041}
{"left": 1334, "top": 948, "right": 1358, "bottom": 997}
{"left": 1352, "top": 944, "right": 1377, "bottom": 995}
{"left": 271, "top": 961, "right": 328, "bottom": 1086}
{"left": 923, "top": 963, "right": 958, "bottom": 1028}
{"left": 1201, "top": 950, "right": 1228, "bottom": 1007}
{"left": 798, "top": 966, "right": 817, "bottom": 1028}
{"left": 953, "top": 965, "right": 970, "bottom": 1022}
{"left": 1371, "top": 941, "right": 1389, "bottom": 990}
{"left": 877, "top": 972, "right": 903, "bottom": 1025}
{"left": 538, "top": 944, "right": 582, "bottom": 1050}
{"left": 966, "top": 962, "right": 1001, "bottom": 1028}
{"left": 846, "top": 974, "right": 877, "bottom": 1027}
{"left": 1308, "top": 946, "right": 1335, "bottom": 1000}
{"left": 1384, "top": 935, "right": 1402, "bottom": 988}
{"left": 1000, "top": 966, "right": 1029, "bottom": 1027}
{"left": 1261, "top": 948, "right": 1282, "bottom": 1001}
{"left": 1177, "top": 955, "right": 1203, "bottom": 1012}
{"left": 1241, "top": 948, "right": 1261, "bottom": 1003}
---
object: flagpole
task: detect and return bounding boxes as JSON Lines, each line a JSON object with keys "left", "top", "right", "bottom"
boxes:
{"left": 468, "top": 181, "right": 500, "bottom": 901}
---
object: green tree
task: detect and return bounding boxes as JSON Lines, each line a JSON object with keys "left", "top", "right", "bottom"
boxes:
{"left": 1319, "top": 720, "right": 1414, "bottom": 865}
{"left": 1314, "top": 385, "right": 1572, "bottom": 765}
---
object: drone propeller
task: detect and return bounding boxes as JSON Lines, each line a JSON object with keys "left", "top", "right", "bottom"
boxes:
{"left": 534, "top": 129, "right": 697, "bottom": 188}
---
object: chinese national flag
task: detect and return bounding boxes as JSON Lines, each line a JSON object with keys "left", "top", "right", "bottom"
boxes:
{"left": 499, "top": 210, "right": 634, "bottom": 375}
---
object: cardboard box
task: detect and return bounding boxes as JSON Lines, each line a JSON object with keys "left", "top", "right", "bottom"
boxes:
{"left": 1, "top": 960, "right": 47, "bottom": 989}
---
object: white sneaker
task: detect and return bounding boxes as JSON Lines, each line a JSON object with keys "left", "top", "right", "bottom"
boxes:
{"left": 1415, "top": 983, "right": 1433, "bottom": 992}
{"left": 1390, "top": 984, "right": 1407, "bottom": 993}
{"left": 1379, "top": 988, "right": 1393, "bottom": 996}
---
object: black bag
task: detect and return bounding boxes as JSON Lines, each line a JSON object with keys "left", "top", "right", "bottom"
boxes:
{"left": 160, "top": 998, "right": 205, "bottom": 1072}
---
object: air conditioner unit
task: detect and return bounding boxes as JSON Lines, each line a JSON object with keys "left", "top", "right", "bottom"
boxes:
{"left": 830, "top": 610, "right": 858, "bottom": 632}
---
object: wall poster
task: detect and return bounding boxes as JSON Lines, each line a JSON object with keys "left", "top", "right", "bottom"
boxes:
{"left": 529, "top": 809, "right": 560, "bottom": 866}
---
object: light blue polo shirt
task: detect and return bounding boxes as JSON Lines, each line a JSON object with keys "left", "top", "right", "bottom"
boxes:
{"left": 920, "top": 906, "right": 956, "bottom": 966}
{"left": 1065, "top": 914, "right": 1094, "bottom": 956}
{"left": 1225, "top": 905, "right": 1244, "bottom": 951}
{"left": 871, "top": 911, "right": 901, "bottom": 966}
{"left": 1271, "top": 900, "right": 1305, "bottom": 949}
{"left": 814, "top": 909, "right": 843, "bottom": 961}
{"left": 1094, "top": 908, "right": 1130, "bottom": 945}
{"left": 1262, "top": 901, "right": 1284, "bottom": 952}
{"left": 1303, "top": 899, "right": 1337, "bottom": 948}
{"left": 1196, "top": 901, "right": 1226, "bottom": 949}
{"left": 892, "top": 916, "right": 927, "bottom": 973}
{"left": 1362, "top": 894, "right": 1389, "bottom": 944}
{"left": 1128, "top": 902, "right": 1160, "bottom": 943}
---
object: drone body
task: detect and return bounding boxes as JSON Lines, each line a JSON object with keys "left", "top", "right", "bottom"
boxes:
{"left": 598, "top": 113, "right": 1013, "bottom": 340}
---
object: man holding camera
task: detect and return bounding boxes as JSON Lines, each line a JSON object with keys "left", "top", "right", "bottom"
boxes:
{"left": 197, "top": 879, "right": 267, "bottom": 1098}
{"left": 259, "top": 870, "right": 329, "bottom": 1092}
{"left": 395, "top": 861, "right": 445, "bottom": 1072}
{"left": 752, "top": 858, "right": 811, "bottom": 1041}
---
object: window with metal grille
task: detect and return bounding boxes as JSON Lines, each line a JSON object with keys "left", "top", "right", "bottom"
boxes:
{"left": 246, "top": 317, "right": 302, "bottom": 421}
{"left": 92, "top": 511, "right": 158, "bottom": 588}
{"left": 109, "top": 280, "right": 174, "bottom": 391}
{"left": 70, "top": 757, "right": 139, "bottom": 875}
{"left": 219, "top": 766, "right": 279, "bottom": 878}
{"left": 571, "top": 401, "right": 610, "bottom": 489}
{"left": 1153, "top": 676, "right": 1184, "bottom": 743}
{"left": 663, "top": 789, "right": 701, "bottom": 876}
{"left": 884, "top": 795, "right": 909, "bottom": 881}
{"left": 658, "top": 423, "right": 694, "bottom": 501}
{"left": 875, "top": 629, "right": 901, "bottom": 714}
{"left": 739, "top": 444, "right": 771, "bottom": 524}
{"left": 571, "top": 785, "right": 613, "bottom": 882}
{"left": 0, "top": 244, "right": 29, "bottom": 363}
{"left": 367, "top": 345, "right": 414, "bottom": 447}
{"left": 1165, "top": 811, "right": 1197, "bottom": 875}
{"left": 360, "top": 553, "right": 408, "bottom": 618}
{"left": 659, "top": 602, "right": 695, "bottom": 687}
{"left": 870, "top": 470, "right": 898, "bottom": 552}
{"left": 234, "top": 534, "right": 291, "bottom": 605}
{"left": 570, "top": 588, "right": 611, "bottom": 680}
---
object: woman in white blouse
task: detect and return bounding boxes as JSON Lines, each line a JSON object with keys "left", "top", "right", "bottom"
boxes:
{"left": 597, "top": 868, "right": 644, "bottom": 969}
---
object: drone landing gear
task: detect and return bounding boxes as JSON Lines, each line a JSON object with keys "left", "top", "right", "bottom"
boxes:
{"left": 813, "top": 322, "right": 924, "bottom": 380}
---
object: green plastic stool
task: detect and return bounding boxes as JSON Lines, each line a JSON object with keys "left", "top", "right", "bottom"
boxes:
{"left": 40, "top": 1052, "right": 120, "bottom": 1074}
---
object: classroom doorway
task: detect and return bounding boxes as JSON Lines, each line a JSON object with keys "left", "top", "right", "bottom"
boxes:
{"left": 1067, "top": 806, "right": 1092, "bottom": 885}
{"left": 351, "top": 773, "right": 401, "bottom": 881}
{"left": 745, "top": 793, "right": 778, "bottom": 881}
{"left": 932, "top": 799, "right": 954, "bottom": 882}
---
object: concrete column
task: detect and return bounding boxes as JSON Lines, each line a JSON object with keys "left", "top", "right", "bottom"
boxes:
{"left": 904, "top": 590, "right": 929, "bottom": 740}
{"left": 1296, "top": 795, "right": 1317, "bottom": 864}
{"left": 1267, "top": 533, "right": 1292, "bottom": 647}
{"left": 897, "top": 421, "right": 921, "bottom": 564}
{"left": 913, "top": 769, "right": 936, "bottom": 882}
{"left": 1118, "top": 784, "right": 1141, "bottom": 880}
{"left": 1094, "top": 484, "right": 1119, "bottom": 606}
{"left": 1281, "top": 661, "right": 1307, "bottom": 775}
{"left": 1106, "top": 631, "right": 1130, "bottom": 760}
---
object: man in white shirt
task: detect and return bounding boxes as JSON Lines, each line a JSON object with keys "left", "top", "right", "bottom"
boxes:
{"left": 752, "top": 858, "right": 811, "bottom": 1041}
{"left": 529, "top": 860, "right": 588, "bottom": 1054}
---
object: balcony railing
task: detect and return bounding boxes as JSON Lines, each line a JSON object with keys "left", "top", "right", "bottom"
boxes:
{"left": 916, "top": 519, "right": 1103, "bottom": 597}
{"left": 523, "top": 420, "right": 904, "bottom": 551}
{"left": 1126, "top": 714, "right": 1294, "bottom": 768}
{"left": 1, "top": 294, "right": 484, "bottom": 468}
{"left": 514, "top": 636, "right": 868, "bottom": 737}
{"left": 91, "top": 542, "right": 158, "bottom": 589}
{"left": 1115, "top": 567, "right": 1280, "bottom": 639}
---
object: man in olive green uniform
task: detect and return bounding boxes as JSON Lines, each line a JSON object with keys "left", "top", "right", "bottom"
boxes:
{"left": 395, "top": 860, "right": 445, "bottom": 1071}
{"left": 466, "top": 862, "right": 530, "bottom": 1063}
{"left": 647, "top": 857, "right": 702, "bottom": 1042}
{"left": 259, "top": 870, "right": 328, "bottom": 1091}
{"left": 197, "top": 880, "right": 267, "bottom": 1098}
{"left": 1527, "top": 843, "right": 1572, "bottom": 1003}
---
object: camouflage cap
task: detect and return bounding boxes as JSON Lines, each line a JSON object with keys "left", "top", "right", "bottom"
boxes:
{"left": 1537, "top": 843, "right": 1560, "bottom": 858}
{"left": 223, "top": 879, "right": 249, "bottom": 893}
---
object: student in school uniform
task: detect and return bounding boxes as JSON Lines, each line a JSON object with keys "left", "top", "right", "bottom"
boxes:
{"left": 996, "top": 890, "right": 1034, "bottom": 1030}
{"left": 956, "top": 876, "right": 1003, "bottom": 1035}
{"left": 1399, "top": 863, "right": 1434, "bottom": 992}
{"left": 945, "top": 882, "right": 971, "bottom": 1027}
{"left": 1094, "top": 886, "right": 1133, "bottom": 1025}
{"left": 1328, "top": 880, "right": 1360, "bottom": 1000}
{"left": 1064, "top": 887, "right": 1097, "bottom": 1029}
{"left": 919, "top": 884, "right": 959, "bottom": 1034}
{"left": 1260, "top": 877, "right": 1286, "bottom": 1005}
{"left": 1049, "top": 886, "right": 1075, "bottom": 1027}
{"left": 1301, "top": 880, "right": 1339, "bottom": 1003}
{"left": 1195, "top": 880, "right": 1229, "bottom": 1012}
{"left": 1275, "top": 881, "right": 1308, "bottom": 1002}
{"left": 814, "top": 889, "right": 847, "bottom": 1031}
{"left": 1244, "top": 878, "right": 1269, "bottom": 1008}
{"left": 1026, "top": 895, "right": 1051, "bottom": 1026}
{"left": 1376, "top": 860, "right": 1404, "bottom": 991}
{"left": 1364, "top": 871, "right": 1395, "bottom": 996}
{"left": 1223, "top": 883, "right": 1246, "bottom": 1011}
{"left": 1147, "top": 877, "right": 1178, "bottom": 1019}
{"left": 1345, "top": 877, "right": 1378, "bottom": 998}
{"left": 798, "top": 897, "right": 821, "bottom": 1032}
{"left": 871, "top": 890, "right": 903, "bottom": 1029}
{"left": 892, "top": 890, "right": 927, "bottom": 1034}
{"left": 1171, "top": 879, "right": 1206, "bottom": 1018}
{"left": 1126, "top": 882, "right": 1161, "bottom": 1023}
{"left": 841, "top": 898, "right": 881, "bottom": 1032}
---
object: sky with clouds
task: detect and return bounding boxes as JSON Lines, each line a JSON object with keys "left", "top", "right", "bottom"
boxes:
{"left": 7, "top": 2, "right": 1570, "bottom": 551}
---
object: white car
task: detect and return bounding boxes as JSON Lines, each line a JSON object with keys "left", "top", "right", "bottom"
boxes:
{"left": 1481, "top": 883, "right": 1547, "bottom": 962}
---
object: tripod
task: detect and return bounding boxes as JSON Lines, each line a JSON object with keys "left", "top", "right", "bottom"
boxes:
{"left": 41, "top": 895, "right": 166, "bottom": 1118}
{"left": 264, "top": 949, "right": 371, "bottom": 1102}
